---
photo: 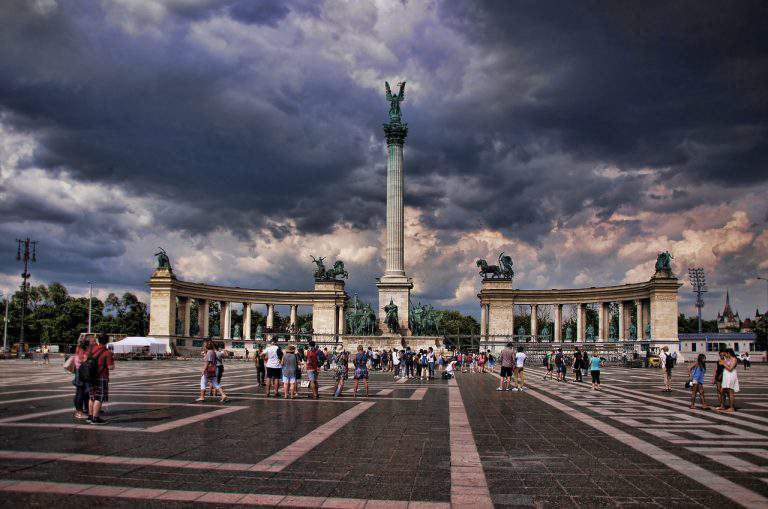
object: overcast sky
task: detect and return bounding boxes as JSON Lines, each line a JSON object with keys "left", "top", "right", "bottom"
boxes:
{"left": 1, "top": 0, "right": 766, "bottom": 320}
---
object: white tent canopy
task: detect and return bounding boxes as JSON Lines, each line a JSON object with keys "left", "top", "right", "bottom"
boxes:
{"left": 110, "top": 337, "right": 168, "bottom": 355}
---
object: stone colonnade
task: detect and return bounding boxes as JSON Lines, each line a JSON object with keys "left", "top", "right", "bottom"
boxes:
{"left": 478, "top": 272, "right": 681, "bottom": 344}
{"left": 148, "top": 269, "right": 348, "bottom": 340}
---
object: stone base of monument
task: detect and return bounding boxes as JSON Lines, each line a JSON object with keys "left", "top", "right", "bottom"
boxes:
{"left": 340, "top": 335, "right": 443, "bottom": 351}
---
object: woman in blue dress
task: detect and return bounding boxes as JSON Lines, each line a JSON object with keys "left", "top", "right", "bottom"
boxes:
{"left": 688, "top": 353, "right": 710, "bottom": 410}
{"left": 353, "top": 345, "right": 370, "bottom": 397}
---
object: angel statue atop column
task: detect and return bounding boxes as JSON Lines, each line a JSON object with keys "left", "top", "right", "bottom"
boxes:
{"left": 385, "top": 81, "right": 406, "bottom": 123}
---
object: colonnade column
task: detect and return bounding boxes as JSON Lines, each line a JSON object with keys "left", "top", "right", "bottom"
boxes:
{"left": 181, "top": 297, "right": 191, "bottom": 336}
{"left": 243, "top": 303, "right": 252, "bottom": 340}
{"left": 290, "top": 305, "right": 298, "bottom": 332}
{"left": 617, "top": 301, "right": 625, "bottom": 341}
{"left": 530, "top": 304, "right": 538, "bottom": 340}
{"left": 266, "top": 304, "right": 274, "bottom": 330}
{"left": 636, "top": 299, "right": 644, "bottom": 340}
{"left": 220, "top": 301, "right": 231, "bottom": 340}
{"left": 337, "top": 305, "right": 345, "bottom": 335}
{"left": 198, "top": 299, "right": 209, "bottom": 338}
{"left": 576, "top": 303, "right": 585, "bottom": 342}
{"left": 598, "top": 302, "right": 608, "bottom": 340}
{"left": 480, "top": 304, "right": 487, "bottom": 338}
{"left": 554, "top": 304, "right": 562, "bottom": 342}
{"left": 622, "top": 302, "right": 633, "bottom": 340}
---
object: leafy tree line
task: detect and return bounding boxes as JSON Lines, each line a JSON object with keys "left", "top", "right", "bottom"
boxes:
{"left": 0, "top": 282, "right": 148, "bottom": 345}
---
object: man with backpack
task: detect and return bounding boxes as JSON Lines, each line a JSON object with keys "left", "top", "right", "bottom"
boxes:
{"left": 660, "top": 346, "right": 676, "bottom": 392}
{"left": 82, "top": 334, "right": 114, "bottom": 425}
{"left": 404, "top": 346, "right": 415, "bottom": 379}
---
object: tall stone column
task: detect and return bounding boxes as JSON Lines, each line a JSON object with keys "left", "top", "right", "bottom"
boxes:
{"left": 180, "top": 297, "right": 191, "bottom": 337}
{"left": 220, "top": 301, "right": 231, "bottom": 340}
{"left": 266, "top": 304, "right": 274, "bottom": 330}
{"left": 554, "top": 304, "right": 562, "bottom": 342}
{"left": 576, "top": 303, "right": 585, "bottom": 342}
{"left": 377, "top": 92, "right": 413, "bottom": 335}
{"left": 623, "top": 302, "right": 633, "bottom": 340}
{"left": 598, "top": 302, "right": 608, "bottom": 340}
{"left": 290, "top": 305, "right": 298, "bottom": 331}
{"left": 635, "top": 299, "right": 644, "bottom": 340}
{"left": 617, "top": 301, "right": 625, "bottom": 341}
{"left": 480, "top": 304, "right": 487, "bottom": 338}
{"left": 198, "top": 299, "right": 209, "bottom": 337}
{"left": 243, "top": 303, "right": 252, "bottom": 340}
{"left": 337, "top": 305, "right": 345, "bottom": 335}
{"left": 530, "top": 304, "right": 538, "bottom": 340}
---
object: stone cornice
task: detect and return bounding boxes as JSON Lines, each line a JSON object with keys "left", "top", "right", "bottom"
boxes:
{"left": 148, "top": 276, "right": 347, "bottom": 306}
{"left": 479, "top": 276, "right": 681, "bottom": 305}
{"left": 383, "top": 122, "right": 408, "bottom": 145}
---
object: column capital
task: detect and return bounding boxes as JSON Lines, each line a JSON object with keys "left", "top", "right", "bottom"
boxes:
{"left": 383, "top": 121, "right": 408, "bottom": 145}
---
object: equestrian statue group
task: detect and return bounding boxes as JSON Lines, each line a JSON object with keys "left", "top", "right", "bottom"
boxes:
{"left": 476, "top": 252, "right": 514, "bottom": 279}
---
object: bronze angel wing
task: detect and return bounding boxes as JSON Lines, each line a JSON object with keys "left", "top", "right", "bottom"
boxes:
{"left": 385, "top": 81, "right": 393, "bottom": 101}
{"left": 397, "top": 81, "right": 406, "bottom": 101}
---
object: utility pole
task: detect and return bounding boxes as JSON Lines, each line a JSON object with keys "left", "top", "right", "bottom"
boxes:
{"left": 15, "top": 238, "right": 37, "bottom": 358}
{"left": 87, "top": 281, "right": 95, "bottom": 334}
{"left": 688, "top": 268, "right": 707, "bottom": 334}
{"left": 2, "top": 291, "right": 8, "bottom": 353}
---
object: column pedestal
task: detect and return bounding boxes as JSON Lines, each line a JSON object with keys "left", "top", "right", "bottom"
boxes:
{"left": 377, "top": 275, "right": 413, "bottom": 335}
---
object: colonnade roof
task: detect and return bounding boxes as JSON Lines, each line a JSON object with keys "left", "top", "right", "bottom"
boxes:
{"left": 479, "top": 276, "right": 681, "bottom": 305}
{"left": 152, "top": 276, "right": 347, "bottom": 306}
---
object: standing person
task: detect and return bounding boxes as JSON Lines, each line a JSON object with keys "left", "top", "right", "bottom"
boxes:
{"left": 333, "top": 349, "right": 350, "bottom": 398}
{"left": 419, "top": 350, "right": 428, "bottom": 380}
{"left": 404, "top": 346, "right": 415, "bottom": 379}
{"left": 392, "top": 348, "right": 401, "bottom": 379}
{"left": 514, "top": 346, "right": 527, "bottom": 391}
{"left": 543, "top": 350, "right": 555, "bottom": 380}
{"left": 255, "top": 346, "right": 266, "bottom": 387}
{"left": 86, "top": 334, "right": 116, "bottom": 425}
{"left": 71, "top": 337, "right": 90, "bottom": 420}
{"left": 688, "top": 353, "right": 710, "bottom": 410}
{"left": 713, "top": 349, "right": 727, "bottom": 410}
{"left": 353, "top": 345, "right": 370, "bottom": 397}
{"left": 572, "top": 348, "right": 583, "bottom": 383}
{"left": 244, "top": 348, "right": 249, "bottom": 361}
{"left": 555, "top": 349, "right": 565, "bottom": 382}
{"left": 497, "top": 342, "right": 515, "bottom": 391}
{"left": 381, "top": 349, "right": 389, "bottom": 372}
{"left": 264, "top": 338, "right": 283, "bottom": 398}
{"left": 589, "top": 351, "right": 602, "bottom": 391}
{"left": 415, "top": 350, "right": 423, "bottom": 380}
{"left": 215, "top": 344, "right": 225, "bottom": 386}
{"left": 294, "top": 346, "right": 305, "bottom": 398}
{"left": 717, "top": 349, "right": 740, "bottom": 413}
{"left": 198, "top": 340, "right": 229, "bottom": 403}
{"left": 478, "top": 351, "right": 486, "bottom": 373}
{"left": 305, "top": 340, "right": 321, "bottom": 399}
{"left": 660, "top": 346, "right": 676, "bottom": 392}
{"left": 281, "top": 345, "right": 298, "bottom": 399}
{"left": 42, "top": 343, "right": 50, "bottom": 365}
{"left": 427, "top": 347, "right": 436, "bottom": 380}
{"left": 742, "top": 352, "right": 751, "bottom": 370}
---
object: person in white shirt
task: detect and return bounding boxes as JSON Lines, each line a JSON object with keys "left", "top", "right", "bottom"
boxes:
{"left": 392, "top": 348, "right": 400, "bottom": 379}
{"left": 263, "top": 339, "right": 283, "bottom": 397}
{"left": 445, "top": 359, "right": 456, "bottom": 378}
{"left": 514, "top": 347, "right": 527, "bottom": 391}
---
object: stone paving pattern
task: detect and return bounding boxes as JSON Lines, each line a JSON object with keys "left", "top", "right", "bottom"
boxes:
{"left": 0, "top": 359, "right": 766, "bottom": 507}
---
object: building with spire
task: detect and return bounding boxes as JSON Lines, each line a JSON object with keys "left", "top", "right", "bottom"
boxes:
{"left": 717, "top": 290, "right": 741, "bottom": 333}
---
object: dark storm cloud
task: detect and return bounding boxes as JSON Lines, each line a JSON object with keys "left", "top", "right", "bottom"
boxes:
{"left": 0, "top": 0, "right": 766, "bottom": 312}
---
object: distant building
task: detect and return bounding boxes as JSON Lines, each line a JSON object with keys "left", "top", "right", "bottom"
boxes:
{"left": 717, "top": 290, "right": 741, "bottom": 333}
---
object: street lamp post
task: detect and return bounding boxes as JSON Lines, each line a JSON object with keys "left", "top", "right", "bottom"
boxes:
{"left": 87, "top": 281, "right": 95, "bottom": 334}
{"left": 1, "top": 291, "right": 8, "bottom": 354}
{"left": 688, "top": 268, "right": 707, "bottom": 334}
{"left": 15, "top": 238, "right": 37, "bottom": 358}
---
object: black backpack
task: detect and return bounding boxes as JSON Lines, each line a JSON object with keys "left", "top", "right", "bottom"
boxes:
{"left": 78, "top": 349, "right": 103, "bottom": 384}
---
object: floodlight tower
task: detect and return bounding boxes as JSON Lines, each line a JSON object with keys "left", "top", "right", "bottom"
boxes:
{"left": 16, "top": 238, "right": 37, "bottom": 358}
{"left": 688, "top": 267, "right": 707, "bottom": 333}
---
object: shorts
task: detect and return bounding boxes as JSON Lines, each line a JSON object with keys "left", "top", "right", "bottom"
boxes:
{"left": 89, "top": 379, "right": 109, "bottom": 402}
{"left": 500, "top": 366, "right": 513, "bottom": 377}
{"left": 281, "top": 375, "right": 297, "bottom": 383}
{"left": 354, "top": 367, "right": 369, "bottom": 380}
{"left": 308, "top": 370, "right": 318, "bottom": 381}
{"left": 557, "top": 365, "right": 566, "bottom": 373}
{"left": 590, "top": 370, "right": 600, "bottom": 384}
{"left": 201, "top": 373, "right": 221, "bottom": 390}
{"left": 266, "top": 367, "right": 282, "bottom": 380}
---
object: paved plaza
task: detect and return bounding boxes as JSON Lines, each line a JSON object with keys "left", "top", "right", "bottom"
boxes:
{"left": 0, "top": 359, "right": 767, "bottom": 508}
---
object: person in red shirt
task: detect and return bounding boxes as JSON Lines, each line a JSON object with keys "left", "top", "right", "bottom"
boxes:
{"left": 88, "top": 334, "right": 115, "bottom": 425}
{"left": 305, "top": 340, "right": 320, "bottom": 399}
